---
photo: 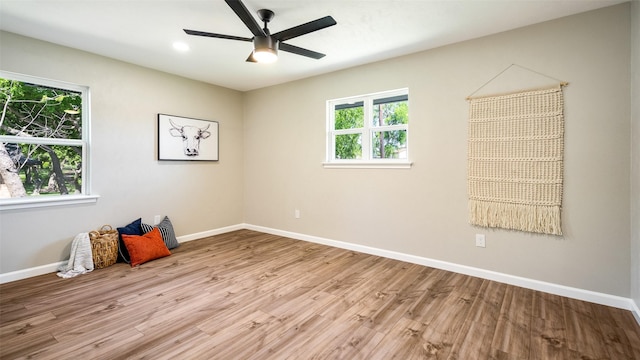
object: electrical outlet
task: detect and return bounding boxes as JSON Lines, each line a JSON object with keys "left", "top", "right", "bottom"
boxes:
{"left": 154, "top": 215, "right": 161, "bottom": 225}
{"left": 294, "top": 209, "right": 300, "bottom": 219}
{"left": 475, "top": 234, "right": 486, "bottom": 248}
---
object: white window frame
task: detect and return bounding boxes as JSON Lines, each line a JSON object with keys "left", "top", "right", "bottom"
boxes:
{"left": 324, "top": 88, "right": 411, "bottom": 169}
{"left": 0, "top": 71, "right": 98, "bottom": 210}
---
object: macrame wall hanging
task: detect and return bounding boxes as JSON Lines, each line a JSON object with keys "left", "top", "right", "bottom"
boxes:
{"left": 466, "top": 64, "right": 568, "bottom": 235}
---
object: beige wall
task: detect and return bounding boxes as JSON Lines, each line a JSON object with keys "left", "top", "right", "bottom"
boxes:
{"left": 631, "top": 0, "right": 640, "bottom": 310}
{"left": 0, "top": 32, "right": 245, "bottom": 273}
{"left": 243, "top": 4, "right": 632, "bottom": 297}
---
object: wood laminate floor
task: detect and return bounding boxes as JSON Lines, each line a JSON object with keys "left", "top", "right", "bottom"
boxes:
{"left": 1, "top": 230, "right": 639, "bottom": 359}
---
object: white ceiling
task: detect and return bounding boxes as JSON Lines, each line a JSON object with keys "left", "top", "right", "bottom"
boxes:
{"left": 0, "top": 0, "right": 628, "bottom": 91}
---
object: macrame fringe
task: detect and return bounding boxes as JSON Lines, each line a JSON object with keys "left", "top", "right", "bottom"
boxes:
{"left": 469, "top": 199, "right": 562, "bottom": 236}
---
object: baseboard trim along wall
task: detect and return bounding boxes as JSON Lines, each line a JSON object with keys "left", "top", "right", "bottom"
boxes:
{"left": 244, "top": 224, "right": 640, "bottom": 321}
{"left": 176, "top": 223, "right": 245, "bottom": 243}
{"left": 0, "top": 261, "right": 66, "bottom": 284}
{"left": 633, "top": 301, "right": 640, "bottom": 324}
{"left": 2, "top": 222, "right": 639, "bottom": 324}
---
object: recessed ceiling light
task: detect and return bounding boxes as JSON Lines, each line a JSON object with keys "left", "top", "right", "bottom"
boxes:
{"left": 172, "top": 42, "right": 190, "bottom": 52}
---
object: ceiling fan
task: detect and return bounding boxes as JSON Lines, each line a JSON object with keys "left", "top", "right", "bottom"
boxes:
{"left": 184, "top": 0, "right": 337, "bottom": 63}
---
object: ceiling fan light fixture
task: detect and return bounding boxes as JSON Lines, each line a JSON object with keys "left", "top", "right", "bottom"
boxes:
{"left": 253, "top": 48, "right": 277, "bottom": 63}
{"left": 253, "top": 36, "right": 278, "bottom": 63}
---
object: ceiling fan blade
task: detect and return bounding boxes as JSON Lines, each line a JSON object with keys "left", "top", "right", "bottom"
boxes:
{"left": 272, "top": 16, "right": 336, "bottom": 42}
{"left": 225, "top": 0, "right": 266, "bottom": 37}
{"left": 279, "top": 42, "right": 326, "bottom": 59}
{"left": 246, "top": 52, "right": 257, "bottom": 62}
{"left": 184, "top": 29, "right": 252, "bottom": 42}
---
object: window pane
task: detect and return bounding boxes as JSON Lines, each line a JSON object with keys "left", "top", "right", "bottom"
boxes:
{"left": 335, "top": 133, "right": 362, "bottom": 159}
{"left": 334, "top": 103, "right": 364, "bottom": 130}
{"left": 372, "top": 98, "right": 408, "bottom": 127}
{"left": 0, "top": 142, "right": 83, "bottom": 198}
{"left": 327, "top": 89, "right": 409, "bottom": 164}
{"left": 0, "top": 78, "right": 82, "bottom": 139}
{"left": 372, "top": 130, "right": 407, "bottom": 159}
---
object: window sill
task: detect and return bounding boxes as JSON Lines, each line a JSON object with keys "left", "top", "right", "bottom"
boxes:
{"left": 322, "top": 161, "right": 413, "bottom": 169}
{"left": 0, "top": 194, "right": 100, "bottom": 211}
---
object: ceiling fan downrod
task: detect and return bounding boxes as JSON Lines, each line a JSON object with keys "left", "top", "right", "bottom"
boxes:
{"left": 257, "top": 9, "right": 274, "bottom": 31}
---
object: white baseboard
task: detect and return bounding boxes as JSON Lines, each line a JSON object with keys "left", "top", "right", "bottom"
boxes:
{"left": 632, "top": 300, "right": 640, "bottom": 324}
{"left": 0, "top": 261, "right": 66, "bottom": 284}
{"left": 245, "top": 224, "right": 640, "bottom": 318}
{"left": 177, "top": 223, "right": 245, "bottom": 243}
{"left": 3, "top": 223, "right": 640, "bottom": 325}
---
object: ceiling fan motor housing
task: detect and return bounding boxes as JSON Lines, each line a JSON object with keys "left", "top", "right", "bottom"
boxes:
{"left": 254, "top": 35, "right": 278, "bottom": 55}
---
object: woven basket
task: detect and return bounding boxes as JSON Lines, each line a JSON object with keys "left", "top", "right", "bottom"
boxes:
{"left": 89, "top": 225, "right": 119, "bottom": 269}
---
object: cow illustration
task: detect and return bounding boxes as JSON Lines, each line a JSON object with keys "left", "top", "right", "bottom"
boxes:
{"left": 168, "top": 118, "right": 211, "bottom": 157}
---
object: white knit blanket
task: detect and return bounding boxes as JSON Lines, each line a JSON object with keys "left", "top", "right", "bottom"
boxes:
{"left": 57, "top": 232, "right": 94, "bottom": 278}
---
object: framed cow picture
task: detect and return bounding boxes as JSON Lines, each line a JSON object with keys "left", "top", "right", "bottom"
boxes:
{"left": 158, "top": 114, "right": 219, "bottom": 161}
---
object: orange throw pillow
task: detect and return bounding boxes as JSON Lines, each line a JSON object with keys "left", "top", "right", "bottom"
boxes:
{"left": 121, "top": 227, "right": 171, "bottom": 267}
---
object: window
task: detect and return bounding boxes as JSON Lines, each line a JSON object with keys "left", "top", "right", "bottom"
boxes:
{"left": 325, "top": 88, "right": 410, "bottom": 168}
{"left": 0, "top": 71, "right": 96, "bottom": 210}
